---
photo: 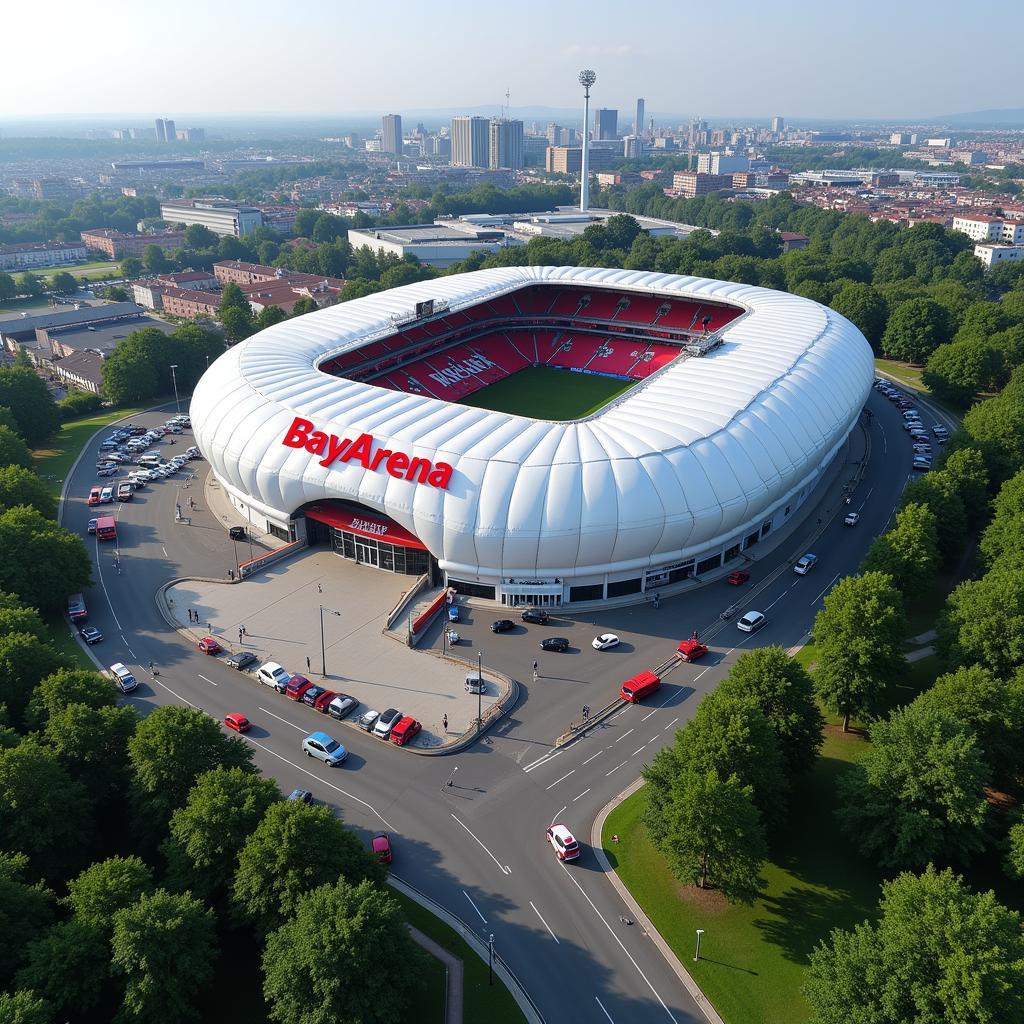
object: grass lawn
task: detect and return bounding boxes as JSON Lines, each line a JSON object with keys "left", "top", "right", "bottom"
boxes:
{"left": 461, "top": 365, "right": 634, "bottom": 420}
{"left": 24, "top": 259, "right": 121, "bottom": 281}
{"left": 875, "top": 358, "right": 926, "bottom": 393}
{"left": 603, "top": 732, "right": 879, "bottom": 1024}
{"left": 391, "top": 889, "right": 526, "bottom": 1024}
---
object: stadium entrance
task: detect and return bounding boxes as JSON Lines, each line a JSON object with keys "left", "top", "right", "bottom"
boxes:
{"left": 302, "top": 502, "right": 435, "bottom": 579}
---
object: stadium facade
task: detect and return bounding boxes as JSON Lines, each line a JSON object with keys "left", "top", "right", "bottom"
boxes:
{"left": 191, "top": 266, "right": 873, "bottom": 607}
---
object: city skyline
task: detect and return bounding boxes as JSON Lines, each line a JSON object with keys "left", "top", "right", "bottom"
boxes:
{"left": 3, "top": 0, "right": 1023, "bottom": 120}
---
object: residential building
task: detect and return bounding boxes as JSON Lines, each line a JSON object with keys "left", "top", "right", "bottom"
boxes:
{"left": 779, "top": 232, "right": 810, "bottom": 252}
{"left": 953, "top": 150, "right": 987, "bottom": 165}
{"left": 131, "top": 281, "right": 166, "bottom": 309}
{"left": 974, "top": 244, "right": 1024, "bottom": 268}
{"left": 0, "top": 241, "right": 88, "bottom": 270}
{"left": 80, "top": 229, "right": 186, "bottom": 258}
{"left": 381, "top": 114, "right": 403, "bottom": 155}
{"left": 242, "top": 279, "right": 339, "bottom": 314}
{"left": 890, "top": 132, "right": 913, "bottom": 145}
{"left": 450, "top": 116, "right": 489, "bottom": 168}
{"left": 952, "top": 214, "right": 1005, "bottom": 241}
{"left": 175, "top": 127, "right": 205, "bottom": 142}
{"left": 160, "top": 199, "right": 263, "bottom": 237}
{"left": 623, "top": 136, "right": 644, "bottom": 160}
{"left": 771, "top": 116, "right": 785, "bottom": 133}
{"left": 31, "top": 177, "right": 76, "bottom": 201}
{"left": 545, "top": 146, "right": 615, "bottom": 175}
{"left": 488, "top": 118, "right": 524, "bottom": 171}
{"left": 49, "top": 351, "right": 104, "bottom": 395}
{"left": 163, "top": 119, "right": 176, "bottom": 142}
{"left": 158, "top": 270, "right": 218, "bottom": 290}
{"left": 159, "top": 288, "right": 221, "bottom": 319}
{"left": 155, "top": 118, "right": 167, "bottom": 142}
{"left": 669, "top": 171, "right": 733, "bottom": 197}
{"left": 697, "top": 152, "right": 750, "bottom": 175}
{"left": 595, "top": 108, "right": 618, "bottom": 140}
{"left": 213, "top": 260, "right": 342, "bottom": 291}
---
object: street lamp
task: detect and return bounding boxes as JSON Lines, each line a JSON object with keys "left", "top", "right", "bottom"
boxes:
{"left": 476, "top": 650, "right": 483, "bottom": 732}
{"left": 169, "top": 363, "right": 180, "bottom": 414}
{"left": 694, "top": 928, "right": 704, "bottom": 962}
{"left": 441, "top": 765, "right": 458, "bottom": 792}
{"left": 488, "top": 933, "right": 495, "bottom": 986}
{"left": 320, "top": 604, "right": 341, "bottom": 676}
{"left": 578, "top": 69, "right": 597, "bottom": 211}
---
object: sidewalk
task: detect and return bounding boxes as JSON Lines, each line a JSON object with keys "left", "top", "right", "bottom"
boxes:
{"left": 408, "top": 926, "right": 464, "bottom": 1024}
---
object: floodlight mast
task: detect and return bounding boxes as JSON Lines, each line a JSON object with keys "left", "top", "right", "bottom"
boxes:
{"left": 578, "top": 69, "right": 596, "bottom": 211}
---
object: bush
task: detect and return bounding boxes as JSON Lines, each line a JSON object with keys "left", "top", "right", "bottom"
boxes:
{"left": 57, "top": 391, "right": 103, "bottom": 419}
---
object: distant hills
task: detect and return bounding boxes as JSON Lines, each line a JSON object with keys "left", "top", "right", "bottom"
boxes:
{"left": 932, "top": 108, "right": 1024, "bottom": 127}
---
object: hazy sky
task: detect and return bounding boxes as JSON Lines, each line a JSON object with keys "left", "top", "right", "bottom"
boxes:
{"left": 4, "top": 0, "right": 1022, "bottom": 120}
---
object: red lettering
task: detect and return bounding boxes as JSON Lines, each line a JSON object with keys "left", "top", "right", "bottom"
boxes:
{"left": 320, "top": 434, "right": 350, "bottom": 467}
{"left": 405, "top": 456, "right": 432, "bottom": 484}
{"left": 370, "top": 447, "right": 392, "bottom": 470}
{"left": 427, "top": 462, "right": 454, "bottom": 489}
{"left": 385, "top": 451, "right": 409, "bottom": 478}
{"left": 282, "top": 417, "right": 313, "bottom": 448}
{"left": 306, "top": 430, "right": 327, "bottom": 457}
{"left": 339, "top": 432, "right": 374, "bottom": 468}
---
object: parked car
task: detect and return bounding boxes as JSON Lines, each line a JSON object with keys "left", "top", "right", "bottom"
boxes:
{"left": 88, "top": 488, "right": 101, "bottom": 505}
{"left": 371, "top": 832, "right": 393, "bottom": 864}
{"left": 793, "top": 553, "right": 819, "bottom": 575}
{"left": 100, "top": 486, "right": 114, "bottom": 503}
{"left": 224, "top": 713, "right": 251, "bottom": 733}
{"left": 312, "top": 689, "right": 338, "bottom": 713}
{"left": 373, "top": 708, "right": 402, "bottom": 739}
{"left": 736, "top": 611, "right": 766, "bottom": 633}
{"left": 545, "top": 823, "right": 580, "bottom": 861}
{"left": 490, "top": 619, "right": 515, "bottom": 633}
{"left": 285, "top": 675, "right": 315, "bottom": 701}
{"left": 465, "top": 673, "right": 486, "bottom": 694}
{"left": 540, "top": 636, "right": 569, "bottom": 652}
{"left": 97, "top": 467, "right": 117, "bottom": 478}
{"left": 301, "top": 731, "right": 348, "bottom": 766}
{"left": 228, "top": 526, "right": 246, "bottom": 540}
{"left": 327, "top": 694, "right": 358, "bottom": 720}
{"left": 357, "top": 709, "right": 380, "bottom": 732}
{"left": 197, "top": 636, "right": 222, "bottom": 655}
{"left": 676, "top": 638, "right": 708, "bottom": 662}
{"left": 301, "top": 684, "right": 327, "bottom": 707}
{"left": 87, "top": 518, "right": 98, "bottom": 534}
{"left": 79, "top": 626, "right": 103, "bottom": 645}
{"left": 390, "top": 716, "right": 421, "bottom": 746}
{"left": 256, "top": 661, "right": 291, "bottom": 692}
{"left": 226, "top": 650, "right": 258, "bottom": 671}
{"left": 727, "top": 569, "right": 750, "bottom": 585}
{"left": 117, "top": 482, "right": 133, "bottom": 501}
{"left": 592, "top": 633, "right": 620, "bottom": 650}
{"left": 288, "top": 789, "right": 313, "bottom": 803}
{"left": 521, "top": 608, "right": 550, "bottom": 624}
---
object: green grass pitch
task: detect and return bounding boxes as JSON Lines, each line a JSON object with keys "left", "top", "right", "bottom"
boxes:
{"left": 460, "top": 365, "right": 636, "bottom": 420}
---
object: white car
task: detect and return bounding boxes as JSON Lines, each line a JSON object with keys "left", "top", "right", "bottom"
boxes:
{"left": 844, "top": 511, "right": 860, "bottom": 526}
{"left": 256, "top": 661, "right": 291, "bottom": 691}
{"left": 373, "top": 708, "right": 402, "bottom": 739}
{"left": 109, "top": 662, "right": 137, "bottom": 694}
{"left": 793, "top": 553, "right": 818, "bottom": 575}
{"left": 736, "top": 611, "right": 766, "bottom": 633}
{"left": 545, "top": 823, "right": 580, "bottom": 861}
{"left": 592, "top": 633, "right": 620, "bottom": 651}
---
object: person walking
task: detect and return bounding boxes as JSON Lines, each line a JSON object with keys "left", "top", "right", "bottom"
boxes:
{"left": 317, "top": 582, "right": 322, "bottom": 594}
{"left": 306, "top": 655, "right": 311, "bottom": 672}
{"left": 238, "top": 628, "right": 243, "bottom": 644}
{"left": 533, "top": 659, "right": 539, "bottom": 679}
{"left": 443, "top": 714, "right": 448, "bottom": 732}
{"left": 583, "top": 704, "right": 591, "bottom": 722}
{"left": 241, "top": 624, "right": 246, "bottom": 636}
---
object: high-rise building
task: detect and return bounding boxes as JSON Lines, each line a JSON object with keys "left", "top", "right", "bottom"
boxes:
{"left": 634, "top": 98, "right": 645, "bottom": 136}
{"left": 450, "top": 116, "right": 489, "bottom": 168}
{"left": 623, "top": 135, "right": 644, "bottom": 160}
{"left": 381, "top": 114, "right": 403, "bottom": 155}
{"left": 163, "top": 119, "right": 176, "bottom": 143}
{"left": 155, "top": 118, "right": 166, "bottom": 143}
{"left": 595, "top": 108, "right": 618, "bottom": 141}
{"left": 546, "top": 123, "right": 562, "bottom": 145}
{"left": 771, "top": 115, "right": 785, "bottom": 133}
{"left": 488, "top": 118, "right": 524, "bottom": 171}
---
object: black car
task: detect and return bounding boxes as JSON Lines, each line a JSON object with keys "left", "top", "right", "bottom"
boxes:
{"left": 79, "top": 626, "right": 104, "bottom": 645}
{"left": 226, "top": 650, "right": 258, "bottom": 670}
{"left": 491, "top": 619, "right": 515, "bottom": 632}
{"left": 228, "top": 526, "right": 247, "bottom": 540}
{"left": 287, "top": 789, "right": 313, "bottom": 803}
{"left": 302, "top": 685, "right": 327, "bottom": 707}
{"left": 521, "top": 608, "right": 550, "bottom": 624}
{"left": 540, "top": 636, "right": 569, "bottom": 652}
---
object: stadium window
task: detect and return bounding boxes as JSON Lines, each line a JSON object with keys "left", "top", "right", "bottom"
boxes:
{"left": 696, "top": 554, "right": 722, "bottom": 575}
{"left": 570, "top": 583, "right": 605, "bottom": 602}
{"left": 744, "top": 530, "right": 761, "bottom": 549}
{"left": 607, "top": 578, "right": 642, "bottom": 598}
{"left": 784, "top": 505, "right": 791, "bottom": 518}
{"left": 761, "top": 519, "right": 773, "bottom": 537}
{"left": 668, "top": 562, "right": 694, "bottom": 584}
{"left": 724, "top": 544, "right": 741, "bottom": 563}
{"left": 449, "top": 579, "right": 497, "bottom": 600}
{"left": 268, "top": 523, "right": 290, "bottom": 542}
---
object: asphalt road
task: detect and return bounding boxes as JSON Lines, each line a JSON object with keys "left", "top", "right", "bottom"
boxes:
{"left": 64, "top": 384, "right": 952, "bottom": 1024}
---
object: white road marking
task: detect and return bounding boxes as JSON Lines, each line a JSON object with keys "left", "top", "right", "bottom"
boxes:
{"left": 693, "top": 668, "right": 709, "bottom": 681}
{"left": 595, "top": 996, "right": 615, "bottom": 1023}
{"left": 258, "top": 706, "right": 308, "bottom": 732}
{"left": 122, "top": 641, "right": 136, "bottom": 658}
{"left": 450, "top": 813, "right": 510, "bottom": 875}
{"left": 546, "top": 770, "right": 576, "bottom": 791}
{"left": 197, "top": 673, "right": 217, "bottom": 687}
{"left": 642, "top": 709, "right": 658, "bottom": 721}
{"left": 551, "top": 805, "right": 567, "bottom": 824}
{"left": 663, "top": 717, "right": 679, "bottom": 732}
{"left": 572, "top": 788, "right": 591, "bottom": 802}
{"left": 94, "top": 538, "right": 123, "bottom": 632}
{"left": 463, "top": 890, "right": 487, "bottom": 925}
{"left": 559, "top": 864, "right": 679, "bottom": 1023}
{"left": 530, "top": 901, "right": 560, "bottom": 944}
{"left": 812, "top": 573, "right": 841, "bottom": 605}
{"left": 614, "top": 728, "right": 635, "bottom": 744}
{"left": 581, "top": 751, "right": 603, "bottom": 766}
{"left": 523, "top": 748, "right": 562, "bottom": 773}
{"left": 631, "top": 744, "right": 648, "bottom": 757}
{"left": 147, "top": 674, "right": 200, "bottom": 710}
{"left": 606, "top": 761, "right": 627, "bottom": 776}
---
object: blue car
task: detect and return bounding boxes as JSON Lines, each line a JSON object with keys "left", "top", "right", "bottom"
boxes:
{"left": 447, "top": 605, "right": 459, "bottom": 622}
{"left": 301, "top": 731, "right": 348, "bottom": 766}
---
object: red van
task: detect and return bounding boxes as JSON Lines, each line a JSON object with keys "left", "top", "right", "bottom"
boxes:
{"left": 619, "top": 670, "right": 661, "bottom": 703}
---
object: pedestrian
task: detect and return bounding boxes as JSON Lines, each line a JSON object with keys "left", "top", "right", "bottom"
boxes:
{"left": 207, "top": 621, "right": 212, "bottom": 632}
{"left": 317, "top": 582, "right": 322, "bottom": 594}
{"left": 187, "top": 609, "right": 192, "bottom": 623}
{"left": 443, "top": 713, "right": 448, "bottom": 732}
{"left": 241, "top": 624, "right": 246, "bottom": 636}
{"left": 238, "top": 628, "right": 243, "bottom": 644}
{"left": 306, "top": 655, "right": 311, "bottom": 672}
{"left": 533, "top": 659, "right": 539, "bottom": 675}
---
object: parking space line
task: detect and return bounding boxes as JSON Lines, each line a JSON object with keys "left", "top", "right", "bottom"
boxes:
{"left": 531, "top": 900, "right": 560, "bottom": 944}
{"left": 258, "top": 706, "right": 307, "bottom": 732}
{"left": 631, "top": 744, "right": 648, "bottom": 756}
{"left": 450, "top": 813, "right": 510, "bottom": 875}
{"left": 663, "top": 717, "right": 679, "bottom": 732}
{"left": 546, "top": 770, "right": 575, "bottom": 791}
{"left": 464, "top": 890, "right": 487, "bottom": 925}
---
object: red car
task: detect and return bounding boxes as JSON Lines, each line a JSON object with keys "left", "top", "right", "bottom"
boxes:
{"left": 88, "top": 487, "right": 101, "bottom": 506}
{"left": 371, "top": 832, "right": 393, "bottom": 864}
{"left": 390, "top": 716, "right": 422, "bottom": 746}
{"left": 197, "top": 636, "right": 222, "bottom": 655}
{"left": 727, "top": 569, "right": 750, "bottom": 586}
{"left": 313, "top": 689, "right": 338, "bottom": 713}
{"left": 676, "top": 638, "right": 709, "bottom": 662}
{"left": 284, "top": 675, "right": 314, "bottom": 701}
{"left": 224, "top": 713, "right": 251, "bottom": 733}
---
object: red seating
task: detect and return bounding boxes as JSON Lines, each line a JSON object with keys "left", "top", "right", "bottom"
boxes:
{"left": 587, "top": 338, "right": 647, "bottom": 376}
{"left": 548, "top": 290, "right": 588, "bottom": 317}
{"left": 629, "top": 343, "right": 680, "bottom": 378}
{"left": 614, "top": 295, "right": 663, "bottom": 324}
{"left": 546, "top": 333, "right": 603, "bottom": 370}
{"left": 578, "top": 291, "right": 621, "bottom": 320}
{"left": 654, "top": 300, "right": 702, "bottom": 328}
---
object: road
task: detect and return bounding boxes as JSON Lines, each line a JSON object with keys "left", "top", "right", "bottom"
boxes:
{"left": 64, "top": 385, "right": 950, "bottom": 1024}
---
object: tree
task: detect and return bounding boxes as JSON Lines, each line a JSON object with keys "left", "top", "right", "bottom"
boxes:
{"left": 339, "top": 278, "right": 382, "bottom": 302}
{"left": 837, "top": 702, "right": 989, "bottom": 869}
{"left": 58, "top": 389, "right": 103, "bottom": 418}
{"left": 922, "top": 339, "right": 1000, "bottom": 407}
{"left": 942, "top": 445, "right": 990, "bottom": 529}
{"left": 0, "top": 367, "right": 61, "bottom": 447}
{"left": 0, "top": 991, "right": 54, "bottom": 1024}
{"left": 164, "top": 767, "right": 280, "bottom": 899}
{"left": 880, "top": 297, "right": 951, "bottom": 364}
{"left": 0, "top": 739, "right": 94, "bottom": 879}
{"left": 120, "top": 256, "right": 143, "bottom": 280}
{"left": 1005, "top": 815, "right": 1024, "bottom": 880}
{"left": 263, "top": 879, "right": 426, "bottom": 1024}
{"left": 16, "top": 919, "right": 109, "bottom": 1018}
{"left": 0, "top": 466, "right": 56, "bottom": 518}
{"left": 860, "top": 502, "right": 940, "bottom": 590}
{"left": 183, "top": 224, "right": 218, "bottom": 249}
{"left": 49, "top": 271, "right": 77, "bottom": 295}
{"left": 901, "top": 471, "right": 968, "bottom": 567}
{"left": 0, "top": 425, "right": 33, "bottom": 470}
{"left": 0, "top": 506, "right": 91, "bottom": 614}
{"left": 0, "top": 632, "right": 66, "bottom": 727}
{"left": 716, "top": 646, "right": 823, "bottom": 776}
{"left": 812, "top": 572, "right": 906, "bottom": 730}
{"left": 128, "top": 705, "right": 254, "bottom": 826}
{"left": 962, "top": 371, "right": 1024, "bottom": 482}
{"left": 44, "top": 702, "right": 138, "bottom": 803}
{"left": 111, "top": 889, "right": 216, "bottom": 1024}
{"left": 803, "top": 866, "right": 1024, "bottom": 1024}
{"left": 141, "top": 244, "right": 171, "bottom": 275}
{"left": 979, "top": 467, "right": 1024, "bottom": 568}
{"left": 104, "top": 285, "right": 129, "bottom": 301}
{"left": 26, "top": 667, "right": 117, "bottom": 730}
{"left": 218, "top": 281, "right": 249, "bottom": 313}
{"left": 233, "top": 800, "right": 385, "bottom": 935}
{"left": 0, "top": 591, "right": 45, "bottom": 642}
{"left": 289, "top": 296, "right": 319, "bottom": 317}
{"left": 63, "top": 856, "right": 154, "bottom": 929}
{"left": 0, "top": 272, "right": 16, "bottom": 301}
{"left": 0, "top": 852, "right": 55, "bottom": 988}
{"left": 15, "top": 272, "right": 43, "bottom": 298}
{"left": 219, "top": 305, "right": 254, "bottom": 343}
{"left": 646, "top": 768, "right": 766, "bottom": 903}
{"left": 830, "top": 282, "right": 888, "bottom": 348}
{"left": 254, "top": 304, "right": 287, "bottom": 330}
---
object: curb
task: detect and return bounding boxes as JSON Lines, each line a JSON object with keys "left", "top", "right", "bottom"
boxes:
{"left": 592, "top": 779, "right": 725, "bottom": 1024}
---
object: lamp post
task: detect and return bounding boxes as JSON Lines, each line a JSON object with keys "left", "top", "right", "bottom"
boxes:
{"left": 442, "top": 765, "right": 458, "bottom": 792}
{"left": 319, "top": 605, "right": 341, "bottom": 676}
{"left": 169, "top": 363, "right": 180, "bottom": 414}
{"left": 488, "top": 933, "right": 495, "bottom": 986}
{"left": 578, "top": 69, "right": 597, "bottom": 211}
{"left": 694, "top": 928, "right": 704, "bottom": 962}
{"left": 477, "top": 650, "right": 483, "bottom": 732}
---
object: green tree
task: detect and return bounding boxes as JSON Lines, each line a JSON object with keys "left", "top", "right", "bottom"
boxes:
{"left": 120, "top": 256, "right": 143, "bottom": 280}
{"left": 218, "top": 281, "right": 249, "bottom": 313}
{"left": 164, "top": 767, "right": 280, "bottom": 899}
{"left": 26, "top": 667, "right": 117, "bottom": 730}
{"left": 64, "top": 856, "right": 154, "bottom": 928}
{"left": 219, "top": 305, "right": 254, "bottom": 343}
{"left": 0, "top": 591, "right": 45, "bottom": 642}
{"left": 804, "top": 866, "right": 1024, "bottom": 1024}
{"left": 49, "top": 271, "right": 77, "bottom": 294}
{"left": 0, "top": 506, "right": 91, "bottom": 614}
{"left": 44, "top": 702, "right": 137, "bottom": 803}
{"left": 111, "top": 889, "right": 216, "bottom": 1024}
{"left": 58, "top": 389, "right": 103, "bottom": 418}
{"left": 0, "top": 272, "right": 16, "bottom": 301}
{"left": 830, "top": 282, "right": 888, "bottom": 348}
{"left": 263, "top": 879, "right": 426, "bottom": 1024}
{"left": 942, "top": 444, "right": 990, "bottom": 528}
{"left": 0, "top": 852, "right": 55, "bottom": 988}
{"left": 837, "top": 702, "right": 989, "bottom": 869}
{"left": 881, "top": 297, "right": 951, "bottom": 364}
{"left": 861, "top": 501, "right": 940, "bottom": 590}
{"left": 254, "top": 304, "right": 287, "bottom": 330}
{"left": 289, "top": 296, "right": 319, "bottom": 317}
{"left": 16, "top": 919, "right": 109, "bottom": 1018}
{"left": 0, "top": 991, "right": 54, "bottom": 1024}
{"left": 922, "top": 339, "right": 1000, "bottom": 406}
{"left": 0, "top": 632, "right": 66, "bottom": 728}
{"left": 0, "top": 466, "right": 56, "bottom": 518}
{"left": 900, "top": 471, "right": 968, "bottom": 566}
{"left": 979, "top": 467, "right": 1024, "bottom": 568}
{"left": 104, "top": 285, "right": 129, "bottom": 301}
{"left": 0, "top": 367, "right": 61, "bottom": 446}
{"left": 0, "top": 425, "right": 33, "bottom": 470}
{"left": 182, "top": 224, "right": 218, "bottom": 249}
{"left": 1005, "top": 815, "right": 1024, "bottom": 880}
{"left": 812, "top": 572, "right": 906, "bottom": 731}
{"left": 233, "top": 800, "right": 384, "bottom": 935}
{"left": 99, "top": 329, "right": 162, "bottom": 404}
{"left": 0, "top": 739, "right": 94, "bottom": 878}
{"left": 15, "top": 272, "right": 43, "bottom": 297}
{"left": 128, "top": 705, "right": 254, "bottom": 826}
{"left": 716, "top": 645, "right": 823, "bottom": 776}
{"left": 339, "top": 278, "right": 382, "bottom": 302}
{"left": 962, "top": 370, "right": 1024, "bottom": 482}
{"left": 141, "top": 244, "right": 171, "bottom": 275}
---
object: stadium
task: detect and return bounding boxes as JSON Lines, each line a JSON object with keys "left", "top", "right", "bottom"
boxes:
{"left": 191, "top": 265, "right": 873, "bottom": 608}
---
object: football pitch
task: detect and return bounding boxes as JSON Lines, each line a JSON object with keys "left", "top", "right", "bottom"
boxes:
{"left": 461, "top": 365, "right": 636, "bottom": 420}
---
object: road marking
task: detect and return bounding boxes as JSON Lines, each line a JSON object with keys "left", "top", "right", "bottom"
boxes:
{"left": 572, "top": 788, "right": 591, "bottom": 802}
{"left": 162, "top": 546, "right": 168, "bottom": 557}
{"left": 551, "top": 805, "right": 567, "bottom": 823}
{"left": 93, "top": 537, "right": 123, "bottom": 633}
{"left": 197, "top": 673, "right": 217, "bottom": 687}
{"left": 450, "top": 813, "right": 510, "bottom": 875}
{"left": 631, "top": 744, "right": 648, "bottom": 757}
{"left": 581, "top": 751, "right": 603, "bottom": 766}
{"left": 523, "top": 749, "right": 562, "bottom": 773}
{"left": 122, "top": 641, "right": 136, "bottom": 658}
{"left": 258, "top": 706, "right": 308, "bottom": 732}
{"left": 663, "top": 717, "right": 679, "bottom": 732}
{"left": 463, "top": 890, "right": 487, "bottom": 925}
{"left": 147, "top": 674, "right": 200, "bottom": 710}
{"left": 614, "top": 728, "right": 635, "bottom": 744}
{"left": 606, "top": 761, "right": 627, "bottom": 776}
{"left": 530, "top": 901, "right": 560, "bottom": 944}
{"left": 595, "top": 996, "right": 615, "bottom": 1023}
{"left": 693, "top": 668, "right": 709, "bottom": 681}
{"left": 546, "top": 770, "right": 575, "bottom": 791}
{"left": 642, "top": 709, "right": 658, "bottom": 721}
{"left": 812, "top": 573, "right": 840, "bottom": 605}
{"left": 559, "top": 864, "right": 679, "bottom": 1023}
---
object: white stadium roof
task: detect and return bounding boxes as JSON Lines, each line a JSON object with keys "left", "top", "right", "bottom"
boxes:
{"left": 192, "top": 265, "right": 873, "bottom": 586}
